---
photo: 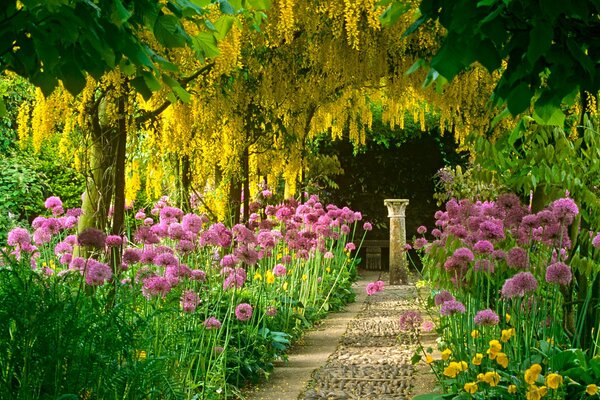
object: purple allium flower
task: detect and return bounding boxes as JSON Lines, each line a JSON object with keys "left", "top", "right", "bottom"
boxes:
{"left": 453, "top": 247, "right": 475, "bottom": 263}
{"left": 399, "top": 310, "right": 423, "bottom": 332}
{"left": 122, "top": 248, "right": 142, "bottom": 265}
{"left": 474, "top": 309, "right": 500, "bottom": 325}
{"left": 69, "top": 257, "right": 86, "bottom": 271}
{"left": 266, "top": 306, "right": 278, "bottom": 316}
{"left": 273, "top": 264, "right": 287, "bottom": 277}
{"left": 223, "top": 268, "right": 247, "bottom": 290}
{"left": 235, "top": 303, "right": 253, "bottom": 322}
{"left": 135, "top": 209, "right": 146, "bottom": 220}
{"left": 190, "top": 269, "right": 207, "bottom": 281}
{"left": 545, "top": 262, "right": 572, "bottom": 285}
{"left": 345, "top": 242, "right": 356, "bottom": 251}
{"left": 366, "top": 282, "right": 378, "bottom": 296}
{"left": 32, "top": 228, "right": 52, "bottom": 245}
{"left": 60, "top": 253, "right": 72, "bottom": 265}
{"left": 431, "top": 228, "right": 441, "bottom": 238}
{"left": 234, "top": 245, "right": 259, "bottom": 265}
{"left": 479, "top": 218, "right": 505, "bottom": 240}
{"left": 85, "top": 260, "right": 112, "bottom": 286}
{"left": 66, "top": 208, "right": 83, "bottom": 218}
{"left": 506, "top": 247, "right": 529, "bottom": 269}
{"left": 592, "top": 233, "right": 600, "bottom": 248}
{"left": 413, "top": 237, "right": 428, "bottom": 249}
{"left": 153, "top": 252, "right": 179, "bottom": 268}
{"left": 434, "top": 290, "right": 455, "bottom": 306}
{"left": 473, "top": 240, "right": 494, "bottom": 254}
{"left": 54, "top": 241, "right": 72, "bottom": 256}
{"left": 44, "top": 196, "right": 63, "bottom": 210}
{"left": 417, "top": 225, "right": 427, "bottom": 235}
{"left": 440, "top": 300, "right": 466, "bottom": 316}
{"left": 551, "top": 198, "right": 579, "bottom": 224}
{"left": 203, "top": 316, "right": 222, "bottom": 329}
{"left": 220, "top": 254, "right": 238, "bottom": 268}
{"left": 175, "top": 239, "right": 195, "bottom": 253}
{"left": 421, "top": 321, "right": 435, "bottom": 332}
{"left": 133, "top": 226, "right": 160, "bottom": 245}
{"left": 143, "top": 217, "right": 154, "bottom": 226}
{"left": 257, "top": 231, "right": 276, "bottom": 249}
{"left": 77, "top": 228, "right": 107, "bottom": 248}
{"left": 180, "top": 290, "right": 201, "bottom": 313}
{"left": 501, "top": 272, "right": 538, "bottom": 298}
{"left": 141, "top": 276, "right": 172, "bottom": 299}
{"left": 363, "top": 222, "right": 373, "bottom": 231}
{"left": 181, "top": 213, "right": 205, "bottom": 234}
{"left": 7, "top": 227, "right": 31, "bottom": 247}
{"left": 105, "top": 235, "right": 123, "bottom": 247}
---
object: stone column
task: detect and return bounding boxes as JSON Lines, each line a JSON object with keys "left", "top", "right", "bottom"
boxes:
{"left": 384, "top": 199, "right": 410, "bottom": 285}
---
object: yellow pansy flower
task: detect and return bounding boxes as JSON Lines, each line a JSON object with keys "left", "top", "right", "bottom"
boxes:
{"left": 443, "top": 362, "right": 465, "bottom": 378}
{"left": 471, "top": 329, "right": 480, "bottom": 339}
{"left": 482, "top": 371, "right": 501, "bottom": 387}
{"left": 464, "top": 382, "right": 478, "bottom": 394}
{"left": 136, "top": 350, "right": 147, "bottom": 360}
{"left": 425, "top": 355, "right": 434, "bottom": 364}
{"left": 508, "top": 384, "right": 518, "bottom": 394}
{"left": 525, "top": 364, "right": 542, "bottom": 385}
{"left": 282, "top": 281, "right": 288, "bottom": 291}
{"left": 586, "top": 384, "right": 598, "bottom": 395}
{"left": 477, "top": 373, "right": 485, "bottom": 382}
{"left": 325, "top": 267, "right": 331, "bottom": 273}
{"left": 506, "top": 313, "right": 511, "bottom": 323}
{"left": 488, "top": 340, "right": 502, "bottom": 359}
{"left": 501, "top": 328, "right": 515, "bottom": 342}
{"left": 302, "top": 274, "right": 308, "bottom": 281}
{"left": 253, "top": 271, "right": 262, "bottom": 281}
{"left": 545, "top": 373, "right": 563, "bottom": 389}
{"left": 441, "top": 349, "right": 452, "bottom": 360}
{"left": 472, "top": 353, "right": 483, "bottom": 366}
{"left": 495, "top": 352, "right": 509, "bottom": 368}
{"left": 265, "top": 270, "right": 275, "bottom": 284}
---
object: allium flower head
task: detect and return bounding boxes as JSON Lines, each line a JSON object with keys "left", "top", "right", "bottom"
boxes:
{"left": 417, "top": 225, "right": 427, "bottom": 235}
{"left": 180, "top": 290, "right": 201, "bottom": 313}
{"left": 141, "top": 276, "right": 172, "bottom": 298}
{"left": 272, "top": 264, "right": 287, "bottom": 277}
{"left": 592, "top": 232, "right": 600, "bottom": 248}
{"left": 440, "top": 300, "right": 466, "bottom": 316}
{"left": 545, "top": 262, "right": 572, "bottom": 285}
{"left": 363, "top": 222, "right": 373, "bottom": 231}
{"left": 399, "top": 310, "right": 423, "bottom": 332}
{"left": 478, "top": 218, "right": 505, "bottom": 240}
{"left": 473, "top": 240, "right": 494, "bottom": 254}
{"left": 266, "top": 306, "right": 278, "bottom": 316}
{"left": 551, "top": 197, "right": 579, "bottom": 224}
{"left": 413, "top": 237, "right": 428, "bottom": 249}
{"left": 474, "top": 309, "right": 500, "bottom": 326}
{"left": 235, "top": 303, "right": 253, "bottom": 321}
{"left": 44, "top": 196, "right": 63, "bottom": 210}
{"left": 7, "top": 227, "right": 31, "bottom": 247}
{"left": 453, "top": 247, "right": 475, "bottom": 263}
{"left": 105, "top": 235, "right": 123, "bottom": 247}
{"left": 506, "top": 247, "right": 529, "bottom": 269}
{"left": 501, "top": 272, "right": 538, "bottom": 298}
{"left": 203, "top": 316, "right": 222, "bottom": 329}
{"left": 85, "top": 260, "right": 112, "bottom": 286}
{"left": 434, "top": 290, "right": 455, "bottom": 306}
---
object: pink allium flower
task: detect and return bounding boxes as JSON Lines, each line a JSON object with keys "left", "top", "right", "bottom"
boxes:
{"left": 168, "top": 223, "right": 185, "bottom": 240}
{"left": 105, "top": 235, "right": 124, "bottom": 247}
{"left": 235, "top": 303, "right": 253, "bottom": 321}
{"left": 592, "top": 232, "right": 600, "bottom": 248}
{"left": 203, "top": 316, "right": 222, "bottom": 329}
{"left": 417, "top": 225, "right": 427, "bottom": 235}
{"left": 153, "top": 253, "right": 179, "bottom": 268}
{"left": 60, "top": 216, "right": 77, "bottom": 229}
{"left": 440, "top": 300, "right": 466, "bottom": 316}
{"left": 190, "top": 269, "right": 207, "bottom": 281}
{"left": 399, "top": 310, "right": 423, "bottom": 332}
{"left": 413, "top": 237, "right": 428, "bottom": 249}
{"left": 431, "top": 228, "right": 441, "bottom": 238}
{"left": 223, "top": 268, "right": 247, "bottom": 290}
{"left": 501, "top": 272, "right": 538, "bottom": 298}
{"left": 454, "top": 247, "right": 475, "bottom": 263}
{"left": 176, "top": 239, "right": 195, "bottom": 253}
{"left": 181, "top": 213, "right": 205, "bottom": 234}
{"left": 474, "top": 259, "right": 494, "bottom": 273}
{"left": 134, "top": 226, "right": 160, "bottom": 245}
{"left": 7, "top": 227, "right": 31, "bottom": 247}
{"left": 44, "top": 196, "right": 63, "bottom": 210}
{"left": 434, "top": 290, "right": 455, "bottom": 306}
{"left": 345, "top": 242, "right": 356, "bottom": 251}
{"left": 33, "top": 228, "right": 52, "bottom": 245}
{"left": 340, "top": 225, "right": 351, "bottom": 235}
{"left": 69, "top": 257, "right": 86, "bottom": 271}
{"left": 266, "top": 306, "right": 278, "bottom": 316}
{"left": 159, "top": 206, "right": 183, "bottom": 223}
{"left": 85, "top": 260, "right": 112, "bottom": 285}
{"left": 473, "top": 240, "right": 494, "bottom": 254}
{"left": 366, "top": 282, "right": 378, "bottom": 296}
{"left": 180, "top": 290, "right": 201, "bottom": 313}
{"left": 54, "top": 241, "right": 72, "bottom": 255}
{"left": 143, "top": 217, "right": 154, "bottom": 226}
{"left": 234, "top": 245, "right": 259, "bottom": 265}
{"left": 135, "top": 209, "right": 146, "bottom": 220}
{"left": 141, "top": 276, "right": 172, "bottom": 298}
{"left": 220, "top": 254, "right": 238, "bottom": 268}
{"left": 233, "top": 224, "right": 257, "bottom": 244}
{"left": 474, "top": 309, "right": 500, "bottom": 325}
{"left": 421, "top": 321, "right": 435, "bottom": 332}
{"left": 551, "top": 198, "right": 579, "bottom": 224}
{"left": 375, "top": 280, "right": 385, "bottom": 291}
{"left": 257, "top": 231, "right": 276, "bottom": 249}
{"left": 363, "top": 222, "right": 373, "bottom": 231}
{"left": 66, "top": 208, "right": 83, "bottom": 218}
{"left": 59, "top": 253, "right": 72, "bottom": 265}
{"left": 545, "top": 262, "right": 572, "bottom": 285}
{"left": 262, "top": 189, "right": 273, "bottom": 198}
{"left": 273, "top": 264, "right": 287, "bottom": 277}
{"left": 506, "top": 247, "right": 529, "bottom": 269}
{"left": 478, "top": 218, "right": 505, "bottom": 240}
{"left": 403, "top": 243, "right": 412, "bottom": 251}
{"left": 324, "top": 251, "right": 334, "bottom": 259}
{"left": 122, "top": 248, "right": 142, "bottom": 265}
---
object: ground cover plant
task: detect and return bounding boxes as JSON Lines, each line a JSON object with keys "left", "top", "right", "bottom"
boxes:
{"left": 1, "top": 193, "right": 368, "bottom": 399}
{"left": 409, "top": 194, "right": 600, "bottom": 399}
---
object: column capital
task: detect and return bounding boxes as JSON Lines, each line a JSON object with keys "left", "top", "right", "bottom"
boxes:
{"left": 384, "top": 199, "right": 409, "bottom": 218}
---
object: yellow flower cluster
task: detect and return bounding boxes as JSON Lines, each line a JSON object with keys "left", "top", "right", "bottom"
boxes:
{"left": 443, "top": 361, "right": 468, "bottom": 378}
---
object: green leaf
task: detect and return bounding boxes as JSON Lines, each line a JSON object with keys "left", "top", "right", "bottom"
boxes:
{"left": 533, "top": 103, "right": 565, "bottom": 126}
{"left": 0, "top": 98, "right": 7, "bottom": 118}
{"left": 213, "top": 15, "right": 236, "bottom": 40}
{"left": 194, "top": 32, "right": 220, "bottom": 58}
{"left": 567, "top": 38, "right": 595, "bottom": 77}
{"left": 111, "top": 0, "right": 132, "bottom": 27}
{"left": 380, "top": 2, "right": 410, "bottom": 27}
{"left": 506, "top": 82, "right": 532, "bottom": 114}
{"left": 154, "top": 14, "right": 187, "bottom": 48}
{"left": 142, "top": 71, "right": 162, "bottom": 91}
{"left": 204, "top": 19, "right": 218, "bottom": 32}
{"left": 219, "top": 0, "right": 235, "bottom": 14}
{"left": 247, "top": 0, "right": 271, "bottom": 10}
{"left": 528, "top": 23, "right": 553, "bottom": 64}
{"left": 162, "top": 74, "right": 191, "bottom": 103}
{"left": 411, "top": 353, "right": 422, "bottom": 364}
{"left": 406, "top": 59, "right": 426, "bottom": 75}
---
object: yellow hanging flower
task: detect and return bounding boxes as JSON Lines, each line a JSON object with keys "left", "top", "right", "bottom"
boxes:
{"left": 472, "top": 353, "right": 483, "bottom": 366}
{"left": 495, "top": 352, "right": 509, "bottom": 368}
{"left": 525, "top": 364, "right": 543, "bottom": 385}
{"left": 501, "top": 328, "right": 515, "bottom": 342}
{"left": 508, "top": 384, "right": 518, "bottom": 394}
{"left": 441, "top": 349, "right": 452, "bottom": 360}
{"left": 482, "top": 371, "right": 501, "bottom": 387}
{"left": 586, "top": 384, "right": 598, "bottom": 395}
{"left": 488, "top": 340, "right": 502, "bottom": 359}
{"left": 471, "top": 329, "right": 480, "bottom": 339}
{"left": 545, "top": 373, "right": 563, "bottom": 389}
{"left": 464, "top": 382, "right": 478, "bottom": 394}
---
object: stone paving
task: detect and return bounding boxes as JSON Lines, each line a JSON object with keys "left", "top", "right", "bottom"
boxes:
{"left": 300, "top": 283, "right": 427, "bottom": 400}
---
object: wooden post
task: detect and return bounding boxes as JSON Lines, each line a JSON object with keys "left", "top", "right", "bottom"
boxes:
{"left": 384, "top": 199, "right": 410, "bottom": 285}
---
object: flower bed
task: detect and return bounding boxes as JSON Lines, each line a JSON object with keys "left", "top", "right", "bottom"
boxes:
{"left": 1, "top": 194, "right": 370, "bottom": 399}
{"left": 410, "top": 194, "right": 600, "bottom": 399}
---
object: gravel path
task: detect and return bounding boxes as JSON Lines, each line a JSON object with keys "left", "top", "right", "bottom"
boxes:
{"left": 244, "top": 271, "right": 437, "bottom": 400}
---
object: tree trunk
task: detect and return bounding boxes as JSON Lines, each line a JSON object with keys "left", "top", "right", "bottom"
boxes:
{"left": 242, "top": 146, "right": 250, "bottom": 223}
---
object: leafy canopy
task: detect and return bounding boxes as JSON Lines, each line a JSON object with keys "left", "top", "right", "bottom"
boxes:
{"left": 382, "top": 0, "right": 600, "bottom": 125}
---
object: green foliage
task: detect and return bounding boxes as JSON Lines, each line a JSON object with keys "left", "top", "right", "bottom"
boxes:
{"left": 383, "top": 0, "right": 600, "bottom": 122}
{"left": 432, "top": 164, "right": 504, "bottom": 206}
{"left": 0, "top": 73, "right": 34, "bottom": 150}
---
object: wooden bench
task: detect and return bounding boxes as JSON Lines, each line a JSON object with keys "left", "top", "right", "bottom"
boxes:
{"left": 356, "top": 239, "right": 389, "bottom": 270}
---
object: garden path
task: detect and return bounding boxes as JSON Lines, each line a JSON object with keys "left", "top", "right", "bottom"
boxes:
{"left": 244, "top": 270, "right": 437, "bottom": 400}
